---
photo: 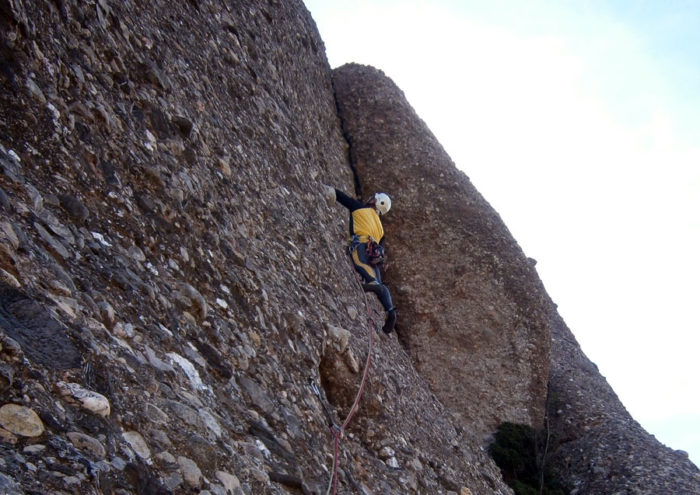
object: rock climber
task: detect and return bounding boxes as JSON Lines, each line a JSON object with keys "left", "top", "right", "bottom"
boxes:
{"left": 324, "top": 185, "right": 397, "bottom": 334}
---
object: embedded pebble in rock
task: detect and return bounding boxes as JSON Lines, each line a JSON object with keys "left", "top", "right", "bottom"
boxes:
{"left": 167, "top": 352, "right": 207, "bottom": 391}
{"left": 145, "top": 403, "right": 170, "bottom": 425}
{"left": 0, "top": 222, "right": 19, "bottom": 250}
{"left": 178, "top": 283, "right": 208, "bottom": 320}
{"left": 122, "top": 431, "right": 151, "bottom": 462}
{"left": 55, "top": 382, "right": 111, "bottom": 417}
{"left": 23, "top": 444, "right": 46, "bottom": 458}
{"left": 216, "top": 470, "right": 241, "bottom": 493}
{"left": 378, "top": 445, "right": 395, "bottom": 461}
{"left": 145, "top": 346, "right": 174, "bottom": 373}
{"left": 326, "top": 324, "right": 351, "bottom": 353}
{"left": 67, "top": 431, "right": 106, "bottom": 459}
{"left": 343, "top": 349, "right": 360, "bottom": 374}
{"left": 198, "top": 409, "right": 222, "bottom": 439}
{"left": 0, "top": 427, "right": 17, "bottom": 444}
{"left": 155, "top": 451, "right": 177, "bottom": 469}
{"left": 162, "top": 472, "right": 184, "bottom": 492}
{"left": 97, "top": 302, "right": 116, "bottom": 329}
{"left": 251, "top": 468, "right": 270, "bottom": 483}
{"left": 178, "top": 456, "right": 203, "bottom": 488}
{"left": 377, "top": 445, "right": 400, "bottom": 470}
{"left": 0, "top": 364, "right": 14, "bottom": 392}
{"left": 58, "top": 193, "right": 89, "bottom": 222}
{"left": 0, "top": 269, "right": 20, "bottom": 288}
{"left": 113, "top": 321, "right": 135, "bottom": 339}
{"left": 0, "top": 404, "right": 44, "bottom": 437}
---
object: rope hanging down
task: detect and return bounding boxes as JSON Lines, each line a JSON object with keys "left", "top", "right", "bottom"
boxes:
{"left": 310, "top": 255, "right": 377, "bottom": 495}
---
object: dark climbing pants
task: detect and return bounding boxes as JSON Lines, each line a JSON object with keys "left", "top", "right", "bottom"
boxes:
{"left": 349, "top": 242, "right": 394, "bottom": 312}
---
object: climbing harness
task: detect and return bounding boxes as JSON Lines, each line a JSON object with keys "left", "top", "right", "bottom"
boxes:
{"left": 309, "top": 254, "right": 377, "bottom": 495}
{"left": 365, "top": 238, "right": 385, "bottom": 266}
{"left": 348, "top": 234, "right": 385, "bottom": 266}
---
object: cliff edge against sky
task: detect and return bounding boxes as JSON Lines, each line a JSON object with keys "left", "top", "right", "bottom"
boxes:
{"left": 0, "top": 1, "right": 697, "bottom": 494}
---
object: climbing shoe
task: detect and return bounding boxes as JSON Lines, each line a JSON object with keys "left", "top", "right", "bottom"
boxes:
{"left": 382, "top": 309, "right": 396, "bottom": 334}
{"left": 362, "top": 281, "right": 382, "bottom": 295}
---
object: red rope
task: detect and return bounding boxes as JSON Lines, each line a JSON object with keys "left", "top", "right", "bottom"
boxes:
{"left": 341, "top": 286, "right": 374, "bottom": 430}
{"left": 326, "top": 257, "right": 376, "bottom": 495}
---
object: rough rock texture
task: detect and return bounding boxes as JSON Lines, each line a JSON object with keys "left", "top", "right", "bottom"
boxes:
{"left": 332, "top": 63, "right": 551, "bottom": 438}
{"left": 0, "top": 1, "right": 697, "bottom": 494}
{"left": 332, "top": 63, "right": 699, "bottom": 493}
{"left": 547, "top": 312, "right": 700, "bottom": 494}
{"left": 0, "top": 0, "right": 510, "bottom": 493}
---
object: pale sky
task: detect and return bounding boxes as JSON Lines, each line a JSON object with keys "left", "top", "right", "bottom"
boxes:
{"left": 304, "top": 0, "right": 700, "bottom": 466}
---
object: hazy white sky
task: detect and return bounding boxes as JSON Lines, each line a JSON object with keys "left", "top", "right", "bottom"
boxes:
{"left": 304, "top": 0, "right": 700, "bottom": 466}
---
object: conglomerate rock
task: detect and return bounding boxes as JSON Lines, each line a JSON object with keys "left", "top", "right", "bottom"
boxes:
{"left": 0, "top": 0, "right": 510, "bottom": 493}
{"left": 332, "top": 63, "right": 699, "bottom": 494}
{"left": 332, "top": 63, "right": 551, "bottom": 438}
{"left": 547, "top": 312, "right": 700, "bottom": 493}
{"left": 0, "top": 1, "right": 697, "bottom": 494}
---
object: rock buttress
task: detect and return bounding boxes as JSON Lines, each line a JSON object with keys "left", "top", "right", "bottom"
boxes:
{"left": 332, "top": 63, "right": 552, "bottom": 439}
{"left": 0, "top": 1, "right": 513, "bottom": 493}
{"left": 548, "top": 311, "right": 700, "bottom": 493}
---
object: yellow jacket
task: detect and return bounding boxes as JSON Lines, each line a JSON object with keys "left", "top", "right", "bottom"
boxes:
{"left": 334, "top": 189, "right": 384, "bottom": 243}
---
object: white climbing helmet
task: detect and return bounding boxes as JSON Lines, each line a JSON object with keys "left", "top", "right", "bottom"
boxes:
{"left": 374, "top": 192, "right": 391, "bottom": 215}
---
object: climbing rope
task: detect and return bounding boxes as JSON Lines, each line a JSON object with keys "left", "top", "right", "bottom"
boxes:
{"left": 326, "top": 284, "right": 374, "bottom": 495}
{"left": 310, "top": 254, "right": 377, "bottom": 495}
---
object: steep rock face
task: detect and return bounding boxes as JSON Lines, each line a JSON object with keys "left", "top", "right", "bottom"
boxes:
{"left": 2, "top": 2, "right": 695, "bottom": 494}
{"left": 548, "top": 312, "right": 700, "bottom": 493}
{"left": 0, "top": 1, "right": 512, "bottom": 494}
{"left": 332, "top": 64, "right": 551, "bottom": 438}
{"left": 332, "top": 63, "right": 700, "bottom": 494}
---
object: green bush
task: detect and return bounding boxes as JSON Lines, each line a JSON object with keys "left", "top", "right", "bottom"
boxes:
{"left": 510, "top": 480, "right": 539, "bottom": 495}
{"left": 488, "top": 422, "right": 570, "bottom": 495}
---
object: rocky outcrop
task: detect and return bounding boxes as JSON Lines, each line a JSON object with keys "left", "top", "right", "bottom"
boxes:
{"left": 0, "top": 0, "right": 510, "bottom": 493}
{"left": 0, "top": 0, "right": 697, "bottom": 494}
{"left": 547, "top": 312, "right": 700, "bottom": 493}
{"left": 332, "top": 63, "right": 551, "bottom": 439}
{"left": 332, "top": 63, "right": 699, "bottom": 493}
